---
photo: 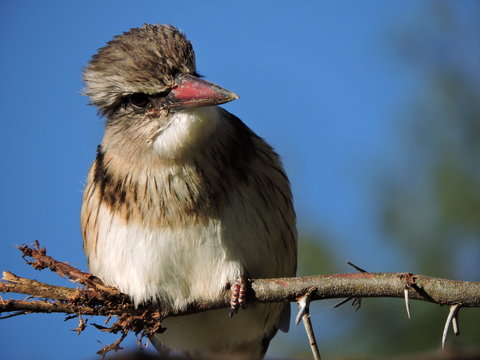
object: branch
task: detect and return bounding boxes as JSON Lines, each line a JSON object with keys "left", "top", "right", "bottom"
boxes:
{"left": 2, "top": 242, "right": 480, "bottom": 357}
{"left": 4, "top": 271, "right": 480, "bottom": 316}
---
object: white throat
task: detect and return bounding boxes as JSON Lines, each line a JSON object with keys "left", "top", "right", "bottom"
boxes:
{"left": 153, "top": 106, "right": 221, "bottom": 159}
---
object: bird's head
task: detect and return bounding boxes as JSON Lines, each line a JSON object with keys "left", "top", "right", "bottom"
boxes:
{"left": 83, "top": 24, "right": 238, "bottom": 160}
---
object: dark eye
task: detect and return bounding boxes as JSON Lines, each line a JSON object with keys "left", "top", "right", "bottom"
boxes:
{"left": 128, "top": 93, "right": 150, "bottom": 108}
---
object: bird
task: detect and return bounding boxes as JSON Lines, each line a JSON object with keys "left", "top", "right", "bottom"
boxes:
{"left": 81, "top": 24, "right": 297, "bottom": 360}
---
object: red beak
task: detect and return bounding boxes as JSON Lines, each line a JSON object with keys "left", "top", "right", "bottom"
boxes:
{"left": 165, "top": 74, "right": 239, "bottom": 109}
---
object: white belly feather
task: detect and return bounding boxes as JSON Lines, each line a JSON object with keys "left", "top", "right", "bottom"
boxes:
{"left": 89, "top": 207, "right": 240, "bottom": 309}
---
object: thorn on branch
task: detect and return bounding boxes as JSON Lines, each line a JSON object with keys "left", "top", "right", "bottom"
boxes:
{"left": 404, "top": 288, "right": 411, "bottom": 320}
{"left": 452, "top": 314, "right": 460, "bottom": 336}
{"left": 296, "top": 290, "right": 321, "bottom": 360}
{"left": 333, "top": 296, "right": 353, "bottom": 309}
{"left": 399, "top": 273, "right": 418, "bottom": 320}
{"left": 347, "top": 262, "right": 368, "bottom": 273}
{"left": 442, "top": 304, "right": 461, "bottom": 349}
{"left": 295, "top": 293, "right": 309, "bottom": 326}
{"left": 334, "top": 296, "right": 362, "bottom": 311}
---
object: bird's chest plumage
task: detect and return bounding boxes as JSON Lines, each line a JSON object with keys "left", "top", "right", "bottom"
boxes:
{"left": 82, "top": 156, "right": 287, "bottom": 309}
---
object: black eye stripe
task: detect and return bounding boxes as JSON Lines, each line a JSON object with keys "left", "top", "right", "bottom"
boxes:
{"left": 155, "top": 89, "right": 171, "bottom": 98}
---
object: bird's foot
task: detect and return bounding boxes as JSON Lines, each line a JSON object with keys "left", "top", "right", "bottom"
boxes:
{"left": 229, "top": 275, "right": 248, "bottom": 317}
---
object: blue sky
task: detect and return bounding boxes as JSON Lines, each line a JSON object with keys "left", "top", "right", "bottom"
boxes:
{"left": 0, "top": 1, "right": 431, "bottom": 359}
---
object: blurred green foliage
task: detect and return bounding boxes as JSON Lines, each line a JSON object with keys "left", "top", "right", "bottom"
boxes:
{"left": 375, "top": 0, "right": 480, "bottom": 357}
{"left": 292, "top": 1, "right": 480, "bottom": 358}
